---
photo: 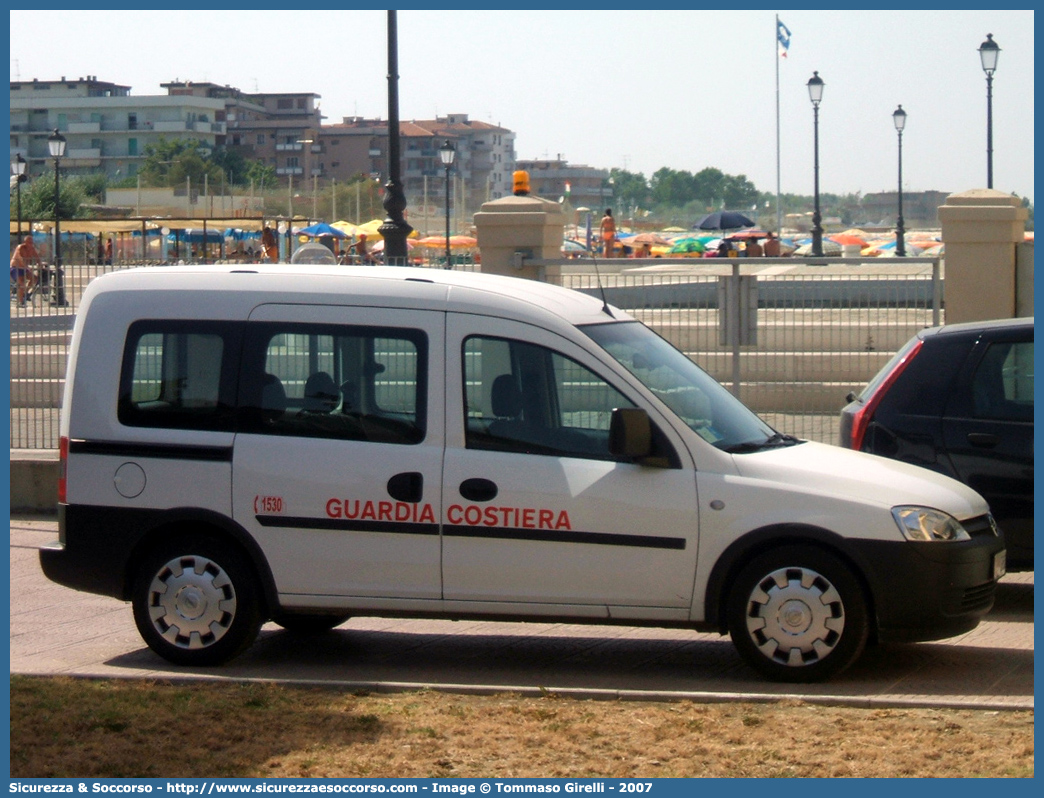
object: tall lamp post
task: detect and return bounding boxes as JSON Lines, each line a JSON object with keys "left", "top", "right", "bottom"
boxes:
{"left": 806, "top": 72, "right": 824, "bottom": 257}
{"left": 48, "top": 129, "right": 68, "bottom": 306}
{"left": 438, "top": 140, "right": 455, "bottom": 268}
{"left": 11, "top": 153, "right": 27, "bottom": 239}
{"left": 377, "top": 10, "right": 413, "bottom": 264}
{"left": 893, "top": 105, "right": 907, "bottom": 257}
{"left": 978, "top": 33, "right": 1000, "bottom": 189}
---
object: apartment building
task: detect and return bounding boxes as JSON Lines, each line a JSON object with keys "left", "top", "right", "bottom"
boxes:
{"left": 515, "top": 158, "right": 611, "bottom": 207}
{"left": 10, "top": 76, "right": 227, "bottom": 180}
{"left": 10, "top": 77, "right": 518, "bottom": 218}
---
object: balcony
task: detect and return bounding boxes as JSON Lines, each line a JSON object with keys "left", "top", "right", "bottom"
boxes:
{"left": 153, "top": 120, "right": 192, "bottom": 133}
{"left": 67, "top": 121, "right": 101, "bottom": 134}
{"left": 276, "top": 143, "right": 304, "bottom": 152}
{"left": 64, "top": 148, "right": 102, "bottom": 166}
{"left": 276, "top": 166, "right": 304, "bottom": 176}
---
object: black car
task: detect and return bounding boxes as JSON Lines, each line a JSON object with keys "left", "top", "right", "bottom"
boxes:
{"left": 840, "top": 317, "right": 1034, "bottom": 569}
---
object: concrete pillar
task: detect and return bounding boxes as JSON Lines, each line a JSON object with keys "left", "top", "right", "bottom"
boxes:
{"left": 938, "top": 189, "right": 1028, "bottom": 323}
{"left": 474, "top": 194, "right": 566, "bottom": 281}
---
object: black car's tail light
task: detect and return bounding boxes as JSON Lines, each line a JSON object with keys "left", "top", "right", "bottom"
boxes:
{"left": 849, "top": 339, "right": 924, "bottom": 450}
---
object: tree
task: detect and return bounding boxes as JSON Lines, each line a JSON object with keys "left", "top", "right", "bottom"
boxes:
{"left": 16, "top": 173, "right": 88, "bottom": 220}
{"left": 138, "top": 137, "right": 223, "bottom": 188}
{"left": 210, "top": 147, "right": 250, "bottom": 186}
{"left": 691, "top": 168, "right": 727, "bottom": 209}
{"left": 650, "top": 168, "right": 696, "bottom": 207}
{"left": 720, "top": 174, "right": 758, "bottom": 209}
{"left": 608, "top": 168, "right": 649, "bottom": 214}
{"left": 246, "top": 161, "right": 277, "bottom": 193}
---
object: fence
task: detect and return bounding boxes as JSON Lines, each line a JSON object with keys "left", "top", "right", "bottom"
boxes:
{"left": 9, "top": 257, "right": 942, "bottom": 449}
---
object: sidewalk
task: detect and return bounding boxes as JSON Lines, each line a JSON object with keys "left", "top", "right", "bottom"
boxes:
{"left": 11, "top": 515, "right": 1033, "bottom": 711}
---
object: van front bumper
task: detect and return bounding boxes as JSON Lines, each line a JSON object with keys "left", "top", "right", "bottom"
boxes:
{"left": 851, "top": 534, "right": 1005, "bottom": 643}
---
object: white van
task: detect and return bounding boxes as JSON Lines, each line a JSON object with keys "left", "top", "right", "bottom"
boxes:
{"left": 40, "top": 265, "right": 1005, "bottom": 682}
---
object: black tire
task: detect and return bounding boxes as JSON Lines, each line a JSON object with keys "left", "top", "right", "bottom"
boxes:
{"left": 726, "top": 545, "right": 869, "bottom": 682}
{"left": 271, "top": 613, "right": 351, "bottom": 634}
{"left": 131, "top": 535, "right": 262, "bottom": 666}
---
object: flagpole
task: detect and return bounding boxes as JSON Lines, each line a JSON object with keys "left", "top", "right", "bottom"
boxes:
{"left": 775, "top": 13, "right": 782, "bottom": 235}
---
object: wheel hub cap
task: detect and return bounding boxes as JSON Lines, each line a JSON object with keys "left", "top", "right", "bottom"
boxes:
{"left": 147, "top": 555, "right": 237, "bottom": 650}
{"left": 746, "top": 566, "right": 845, "bottom": 666}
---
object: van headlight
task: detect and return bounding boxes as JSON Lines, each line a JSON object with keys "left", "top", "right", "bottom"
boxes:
{"left": 892, "top": 506, "right": 971, "bottom": 542}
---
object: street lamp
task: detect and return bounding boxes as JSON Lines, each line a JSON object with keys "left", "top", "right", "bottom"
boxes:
{"left": 377, "top": 10, "right": 414, "bottom": 264}
{"left": 48, "top": 128, "right": 68, "bottom": 306}
{"left": 438, "top": 140, "right": 455, "bottom": 268}
{"left": 978, "top": 33, "right": 1000, "bottom": 189}
{"left": 806, "top": 71, "right": 824, "bottom": 257}
{"left": 11, "top": 153, "right": 27, "bottom": 239}
{"left": 893, "top": 105, "right": 907, "bottom": 257}
{"left": 296, "top": 135, "right": 316, "bottom": 220}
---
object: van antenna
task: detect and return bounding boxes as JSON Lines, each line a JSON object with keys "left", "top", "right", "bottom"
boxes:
{"left": 589, "top": 250, "right": 615, "bottom": 318}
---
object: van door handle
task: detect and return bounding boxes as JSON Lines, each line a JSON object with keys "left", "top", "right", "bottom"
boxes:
{"left": 387, "top": 472, "right": 423, "bottom": 503}
{"left": 967, "top": 433, "right": 999, "bottom": 448}
{"left": 459, "top": 478, "right": 498, "bottom": 503}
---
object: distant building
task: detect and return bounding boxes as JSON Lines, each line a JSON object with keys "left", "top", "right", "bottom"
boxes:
{"left": 858, "top": 190, "right": 950, "bottom": 228}
{"left": 515, "top": 157, "right": 610, "bottom": 208}
{"left": 10, "top": 77, "right": 518, "bottom": 220}
{"left": 315, "top": 113, "right": 516, "bottom": 218}
{"left": 10, "top": 76, "right": 226, "bottom": 181}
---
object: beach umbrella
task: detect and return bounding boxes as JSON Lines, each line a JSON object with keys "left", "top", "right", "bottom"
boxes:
{"left": 331, "top": 221, "right": 358, "bottom": 236}
{"left": 794, "top": 240, "right": 842, "bottom": 256}
{"left": 562, "top": 239, "right": 589, "bottom": 253}
{"left": 627, "top": 232, "right": 674, "bottom": 246}
{"left": 693, "top": 211, "right": 756, "bottom": 231}
{"left": 667, "top": 240, "right": 706, "bottom": 255}
{"left": 168, "top": 228, "right": 222, "bottom": 244}
{"left": 727, "top": 229, "right": 769, "bottom": 240}
{"left": 298, "top": 222, "right": 348, "bottom": 239}
{"left": 415, "top": 234, "right": 478, "bottom": 249}
{"left": 829, "top": 234, "right": 868, "bottom": 247}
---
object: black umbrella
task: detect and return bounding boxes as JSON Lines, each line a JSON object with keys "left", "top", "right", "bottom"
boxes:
{"left": 693, "top": 211, "right": 756, "bottom": 231}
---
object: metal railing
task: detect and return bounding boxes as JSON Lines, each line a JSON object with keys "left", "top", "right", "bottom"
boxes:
{"left": 9, "top": 256, "right": 942, "bottom": 449}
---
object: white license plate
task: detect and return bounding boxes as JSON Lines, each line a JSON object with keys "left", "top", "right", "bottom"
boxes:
{"left": 993, "top": 550, "right": 1007, "bottom": 580}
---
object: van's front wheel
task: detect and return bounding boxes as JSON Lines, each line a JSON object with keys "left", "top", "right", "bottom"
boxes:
{"left": 727, "top": 546, "right": 869, "bottom": 682}
{"left": 132, "top": 537, "right": 262, "bottom": 666}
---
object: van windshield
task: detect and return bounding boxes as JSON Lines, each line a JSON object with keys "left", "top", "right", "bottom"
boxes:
{"left": 582, "top": 321, "right": 778, "bottom": 451}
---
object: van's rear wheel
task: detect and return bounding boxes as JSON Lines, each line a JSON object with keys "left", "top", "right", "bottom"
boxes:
{"left": 727, "top": 546, "right": 868, "bottom": 682}
{"left": 132, "top": 536, "right": 261, "bottom": 666}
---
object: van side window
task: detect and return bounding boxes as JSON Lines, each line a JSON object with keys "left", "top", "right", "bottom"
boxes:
{"left": 118, "top": 321, "right": 239, "bottom": 431}
{"left": 240, "top": 323, "right": 427, "bottom": 444}
{"left": 462, "top": 335, "right": 636, "bottom": 460}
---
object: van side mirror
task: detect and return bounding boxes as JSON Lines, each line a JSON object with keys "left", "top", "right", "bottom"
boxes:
{"left": 609, "top": 407, "right": 653, "bottom": 459}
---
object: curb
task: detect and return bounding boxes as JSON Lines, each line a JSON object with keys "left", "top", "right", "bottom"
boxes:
{"left": 10, "top": 450, "right": 59, "bottom": 514}
{"left": 11, "top": 672, "right": 1031, "bottom": 712}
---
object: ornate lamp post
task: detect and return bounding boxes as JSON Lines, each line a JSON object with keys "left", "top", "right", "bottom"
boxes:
{"left": 978, "top": 33, "right": 1000, "bottom": 189}
{"left": 377, "top": 10, "right": 413, "bottom": 264}
{"left": 11, "top": 153, "right": 27, "bottom": 239}
{"left": 438, "top": 140, "right": 455, "bottom": 268}
{"left": 893, "top": 105, "right": 907, "bottom": 257}
{"left": 48, "top": 129, "right": 68, "bottom": 305}
{"left": 806, "top": 72, "right": 824, "bottom": 257}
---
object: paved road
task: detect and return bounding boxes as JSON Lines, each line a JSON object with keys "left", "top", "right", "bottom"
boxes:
{"left": 10, "top": 515, "right": 1033, "bottom": 710}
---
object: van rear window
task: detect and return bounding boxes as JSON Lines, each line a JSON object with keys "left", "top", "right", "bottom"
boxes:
{"left": 118, "top": 321, "right": 240, "bottom": 431}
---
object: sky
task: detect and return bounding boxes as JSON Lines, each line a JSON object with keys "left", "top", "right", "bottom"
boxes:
{"left": 9, "top": 8, "right": 1035, "bottom": 204}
